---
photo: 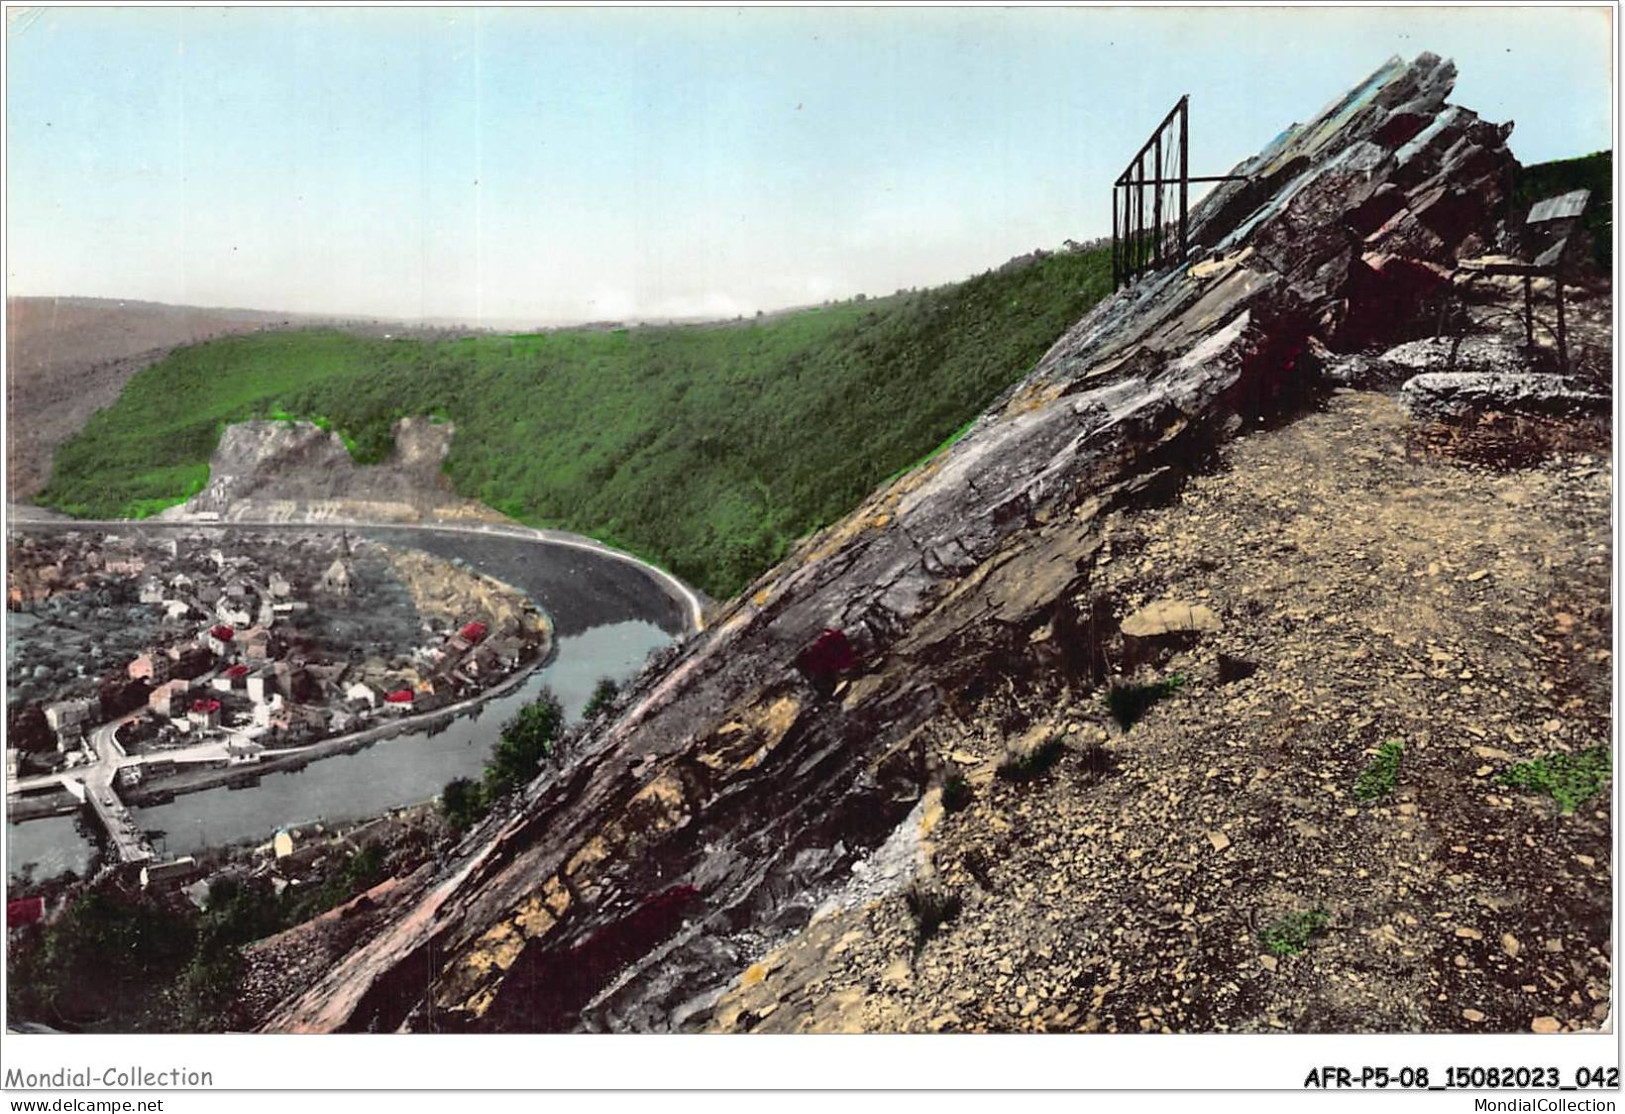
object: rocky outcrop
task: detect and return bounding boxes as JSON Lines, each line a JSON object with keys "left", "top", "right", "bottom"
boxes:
{"left": 262, "top": 54, "right": 1530, "bottom": 1033}
{"left": 1379, "top": 335, "right": 1532, "bottom": 378}
{"left": 1401, "top": 371, "right": 1609, "bottom": 422}
{"left": 1320, "top": 333, "right": 1611, "bottom": 418}
{"left": 166, "top": 417, "right": 502, "bottom": 524}
{"left": 1324, "top": 334, "right": 1530, "bottom": 388}
{"left": 699, "top": 390, "right": 1612, "bottom": 1035}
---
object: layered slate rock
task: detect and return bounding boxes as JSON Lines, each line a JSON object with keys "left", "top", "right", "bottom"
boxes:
{"left": 1401, "top": 371, "right": 1610, "bottom": 422}
{"left": 264, "top": 54, "right": 1524, "bottom": 1034}
{"left": 1325, "top": 334, "right": 1531, "bottom": 388}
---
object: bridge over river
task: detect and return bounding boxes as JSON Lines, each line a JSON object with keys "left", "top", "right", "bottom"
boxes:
{"left": 10, "top": 712, "right": 155, "bottom": 864}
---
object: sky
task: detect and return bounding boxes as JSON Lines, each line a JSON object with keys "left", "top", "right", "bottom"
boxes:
{"left": 4, "top": 5, "right": 1615, "bottom": 326}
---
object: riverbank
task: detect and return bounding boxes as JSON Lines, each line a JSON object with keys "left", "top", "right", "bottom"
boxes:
{"left": 10, "top": 619, "right": 673, "bottom": 885}
{"left": 6, "top": 790, "right": 81, "bottom": 823}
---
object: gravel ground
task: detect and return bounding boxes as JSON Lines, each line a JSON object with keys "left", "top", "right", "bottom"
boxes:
{"left": 704, "top": 389, "right": 1612, "bottom": 1034}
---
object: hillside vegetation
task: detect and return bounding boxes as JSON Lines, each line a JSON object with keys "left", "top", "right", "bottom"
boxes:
{"left": 39, "top": 247, "right": 1111, "bottom": 597}
{"left": 1512, "top": 150, "right": 1611, "bottom": 268}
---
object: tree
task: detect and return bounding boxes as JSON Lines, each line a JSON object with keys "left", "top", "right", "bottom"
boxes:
{"left": 168, "top": 946, "right": 242, "bottom": 1032}
{"left": 7, "top": 703, "right": 53, "bottom": 753}
{"left": 583, "top": 677, "right": 620, "bottom": 719}
{"left": 482, "top": 690, "right": 563, "bottom": 802}
{"left": 11, "top": 889, "right": 198, "bottom": 1029}
{"left": 440, "top": 775, "right": 487, "bottom": 831}
{"left": 98, "top": 675, "right": 151, "bottom": 719}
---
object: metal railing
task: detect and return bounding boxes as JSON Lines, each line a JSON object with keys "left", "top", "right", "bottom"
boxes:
{"left": 1112, "top": 96, "right": 1248, "bottom": 289}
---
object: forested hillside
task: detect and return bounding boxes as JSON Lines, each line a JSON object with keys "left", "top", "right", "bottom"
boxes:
{"left": 40, "top": 246, "right": 1111, "bottom": 597}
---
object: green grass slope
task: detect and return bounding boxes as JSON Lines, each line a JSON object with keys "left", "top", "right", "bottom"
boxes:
{"left": 39, "top": 247, "right": 1111, "bottom": 598}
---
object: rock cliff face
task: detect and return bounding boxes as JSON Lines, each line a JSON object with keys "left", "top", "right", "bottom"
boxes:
{"left": 264, "top": 54, "right": 1529, "bottom": 1033}
{"left": 167, "top": 417, "right": 501, "bottom": 524}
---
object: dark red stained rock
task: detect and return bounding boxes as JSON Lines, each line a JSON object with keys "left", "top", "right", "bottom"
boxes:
{"left": 1334, "top": 251, "right": 1454, "bottom": 350}
{"left": 1347, "top": 185, "right": 1409, "bottom": 236}
{"left": 794, "top": 628, "right": 856, "bottom": 688}
{"left": 1411, "top": 185, "right": 1489, "bottom": 250}
{"left": 1375, "top": 110, "right": 1430, "bottom": 147}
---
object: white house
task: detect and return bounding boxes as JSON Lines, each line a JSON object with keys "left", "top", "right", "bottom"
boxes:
{"left": 215, "top": 597, "right": 253, "bottom": 628}
{"left": 187, "top": 698, "right": 222, "bottom": 732}
{"left": 251, "top": 694, "right": 285, "bottom": 728}
{"left": 43, "top": 698, "right": 94, "bottom": 734}
{"left": 141, "top": 857, "right": 198, "bottom": 890}
{"left": 205, "top": 625, "right": 235, "bottom": 657}
{"left": 344, "top": 681, "right": 381, "bottom": 709}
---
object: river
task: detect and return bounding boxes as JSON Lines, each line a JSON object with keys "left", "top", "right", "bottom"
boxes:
{"left": 6, "top": 524, "right": 686, "bottom": 881}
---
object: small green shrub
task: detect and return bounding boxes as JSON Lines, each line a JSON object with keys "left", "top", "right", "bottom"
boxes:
{"left": 583, "top": 677, "right": 620, "bottom": 720}
{"left": 439, "top": 691, "right": 566, "bottom": 832}
{"left": 439, "top": 776, "right": 488, "bottom": 832}
{"left": 997, "top": 737, "right": 1066, "bottom": 782}
{"left": 1260, "top": 907, "right": 1330, "bottom": 957}
{"left": 1354, "top": 740, "right": 1404, "bottom": 802}
{"left": 1499, "top": 746, "right": 1612, "bottom": 814}
{"left": 1105, "top": 674, "right": 1184, "bottom": 730}
{"left": 481, "top": 692, "right": 564, "bottom": 802}
{"left": 904, "top": 885, "right": 963, "bottom": 952}
{"left": 941, "top": 773, "right": 972, "bottom": 814}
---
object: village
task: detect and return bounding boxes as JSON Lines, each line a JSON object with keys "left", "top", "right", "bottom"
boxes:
{"left": 5, "top": 527, "right": 551, "bottom": 885}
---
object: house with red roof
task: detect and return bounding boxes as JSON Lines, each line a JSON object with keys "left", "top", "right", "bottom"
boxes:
{"left": 205, "top": 624, "right": 235, "bottom": 656}
{"left": 188, "top": 698, "right": 222, "bottom": 731}
{"left": 213, "top": 663, "right": 251, "bottom": 693}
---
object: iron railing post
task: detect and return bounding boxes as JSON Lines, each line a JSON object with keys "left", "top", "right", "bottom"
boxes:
{"left": 1178, "top": 96, "right": 1189, "bottom": 263}
{"left": 1556, "top": 276, "right": 1569, "bottom": 373}
{"left": 1153, "top": 131, "right": 1163, "bottom": 269}
{"left": 1112, "top": 96, "right": 1244, "bottom": 289}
